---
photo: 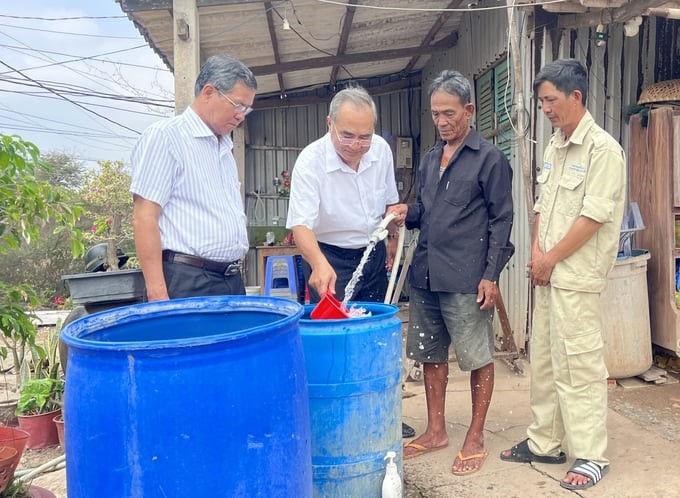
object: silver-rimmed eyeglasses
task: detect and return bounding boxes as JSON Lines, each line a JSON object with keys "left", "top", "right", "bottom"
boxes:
{"left": 331, "top": 123, "right": 372, "bottom": 147}
{"left": 218, "top": 90, "right": 253, "bottom": 116}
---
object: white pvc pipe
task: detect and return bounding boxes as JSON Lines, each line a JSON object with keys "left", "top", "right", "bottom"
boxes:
{"left": 16, "top": 454, "right": 66, "bottom": 482}
{"left": 385, "top": 225, "right": 406, "bottom": 305}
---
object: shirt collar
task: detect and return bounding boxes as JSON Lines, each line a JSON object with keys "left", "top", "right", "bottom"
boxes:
{"left": 436, "top": 127, "right": 482, "bottom": 152}
{"left": 183, "top": 106, "right": 232, "bottom": 147}
{"left": 553, "top": 110, "right": 594, "bottom": 147}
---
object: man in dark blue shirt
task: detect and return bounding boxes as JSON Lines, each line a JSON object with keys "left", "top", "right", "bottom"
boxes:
{"left": 388, "top": 69, "right": 514, "bottom": 475}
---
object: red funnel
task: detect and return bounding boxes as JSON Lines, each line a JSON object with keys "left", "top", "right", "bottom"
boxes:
{"left": 310, "top": 293, "right": 350, "bottom": 319}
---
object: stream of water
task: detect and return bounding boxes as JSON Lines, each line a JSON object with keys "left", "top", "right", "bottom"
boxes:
{"left": 342, "top": 241, "right": 377, "bottom": 307}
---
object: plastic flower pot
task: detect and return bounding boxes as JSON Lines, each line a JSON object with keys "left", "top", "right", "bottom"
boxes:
{"left": 0, "top": 446, "right": 18, "bottom": 493}
{"left": 0, "top": 426, "right": 29, "bottom": 475}
{"left": 17, "top": 409, "right": 61, "bottom": 449}
{"left": 53, "top": 414, "right": 65, "bottom": 450}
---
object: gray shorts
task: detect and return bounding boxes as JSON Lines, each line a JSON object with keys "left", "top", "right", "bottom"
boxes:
{"left": 406, "top": 286, "right": 494, "bottom": 371}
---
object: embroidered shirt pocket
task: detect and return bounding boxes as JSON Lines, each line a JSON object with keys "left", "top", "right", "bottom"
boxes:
{"left": 556, "top": 174, "right": 585, "bottom": 217}
{"left": 536, "top": 167, "right": 551, "bottom": 184}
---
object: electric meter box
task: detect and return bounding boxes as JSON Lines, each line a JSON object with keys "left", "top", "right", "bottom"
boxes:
{"left": 396, "top": 137, "right": 413, "bottom": 169}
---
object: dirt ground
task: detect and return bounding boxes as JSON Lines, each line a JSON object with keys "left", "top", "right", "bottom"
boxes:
{"left": 608, "top": 352, "right": 680, "bottom": 442}
{"left": 0, "top": 337, "right": 677, "bottom": 497}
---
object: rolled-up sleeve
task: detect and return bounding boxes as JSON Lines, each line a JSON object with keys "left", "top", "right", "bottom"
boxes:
{"left": 580, "top": 143, "right": 625, "bottom": 224}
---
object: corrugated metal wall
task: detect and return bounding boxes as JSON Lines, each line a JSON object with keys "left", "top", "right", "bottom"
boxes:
{"left": 420, "top": 2, "right": 531, "bottom": 351}
{"left": 420, "top": 4, "right": 678, "bottom": 352}
{"left": 243, "top": 88, "right": 421, "bottom": 285}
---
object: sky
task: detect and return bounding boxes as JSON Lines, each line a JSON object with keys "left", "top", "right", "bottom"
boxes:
{"left": 0, "top": 1, "right": 175, "bottom": 168}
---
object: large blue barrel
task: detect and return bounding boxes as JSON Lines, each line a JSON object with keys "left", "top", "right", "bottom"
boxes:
{"left": 61, "top": 296, "right": 312, "bottom": 498}
{"left": 300, "top": 303, "right": 402, "bottom": 497}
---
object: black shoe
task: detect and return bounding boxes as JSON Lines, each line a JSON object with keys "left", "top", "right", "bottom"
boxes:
{"left": 402, "top": 422, "right": 415, "bottom": 438}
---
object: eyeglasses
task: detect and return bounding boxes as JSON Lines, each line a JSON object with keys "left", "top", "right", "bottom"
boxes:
{"left": 331, "top": 123, "right": 372, "bottom": 147}
{"left": 217, "top": 89, "right": 253, "bottom": 116}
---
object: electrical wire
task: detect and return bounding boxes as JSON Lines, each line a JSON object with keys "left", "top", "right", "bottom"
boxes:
{"left": 271, "top": 5, "right": 355, "bottom": 79}
{"left": 0, "top": 8, "right": 173, "bottom": 159}
{"left": 250, "top": 191, "right": 267, "bottom": 224}
{"left": 0, "top": 14, "right": 127, "bottom": 21}
{"left": 0, "top": 43, "right": 171, "bottom": 72}
{"left": 0, "top": 33, "right": 145, "bottom": 140}
{"left": 0, "top": 58, "right": 140, "bottom": 135}
{"left": 0, "top": 75, "right": 173, "bottom": 106}
{"left": 317, "top": 0, "right": 570, "bottom": 12}
{"left": 0, "top": 22, "right": 141, "bottom": 39}
{"left": 0, "top": 30, "right": 163, "bottom": 111}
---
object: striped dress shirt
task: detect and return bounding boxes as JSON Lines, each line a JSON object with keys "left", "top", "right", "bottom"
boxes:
{"left": 130, "top": 106, "right": 248, "bottom": 262}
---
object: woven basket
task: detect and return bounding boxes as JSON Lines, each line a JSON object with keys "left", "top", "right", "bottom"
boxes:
{"left": 638, "top": 79, "right": 680, "bottom": 104}
{"left": 0, "top": 446, "right": 18, "bottom": 493}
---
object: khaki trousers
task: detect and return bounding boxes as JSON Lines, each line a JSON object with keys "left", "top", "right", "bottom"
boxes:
{"left": 527, "top": 285, "right": 609, "bottom": 467}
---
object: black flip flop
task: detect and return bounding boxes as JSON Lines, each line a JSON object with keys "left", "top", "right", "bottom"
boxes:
{"left": 402, "top": 423, "right": 415, "bottom": 438}
{"left": 560, "top": 459, "right": 609, "bottom": 490}
{"left": 500, "top": 438, "right": 566, "bottom": 464}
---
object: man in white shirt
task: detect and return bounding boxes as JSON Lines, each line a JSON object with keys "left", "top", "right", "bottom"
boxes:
{"left": 287, "top": 85, "right": 415, "bottom": 439}
{"left": 131, "top": 54, "right": 257, "bottom": 300}
{"left": 286, "top": 86, "right": 399, "bottom": 303}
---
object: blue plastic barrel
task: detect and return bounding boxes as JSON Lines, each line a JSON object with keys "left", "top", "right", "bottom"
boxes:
{"left": 61, "top": 296, "right": 312, "bottom": 498}
{"left": 300, "top": 303, "right": 402, "bottom": 497}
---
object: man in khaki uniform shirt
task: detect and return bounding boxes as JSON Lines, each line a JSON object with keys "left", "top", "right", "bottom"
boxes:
{"left": 500, "top": 59, "right": 626, "bottom": 491}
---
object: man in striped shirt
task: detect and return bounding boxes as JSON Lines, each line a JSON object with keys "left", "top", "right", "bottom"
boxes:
{"left": 131, "top": 54, "right": 257, "bottom": 301}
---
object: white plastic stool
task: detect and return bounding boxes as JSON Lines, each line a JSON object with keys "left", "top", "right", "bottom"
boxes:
{"left": 263, "top": 255, "right": 298, "bottom": 301}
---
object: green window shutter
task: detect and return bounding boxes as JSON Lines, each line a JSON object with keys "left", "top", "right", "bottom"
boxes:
{"left": 475, "top": 57, "right": 513, "bottom": 162}
{"left": 494, "top": 59, "right": 513, "bottom": 161}
{"left": 476, "top": 71, "right": 494, "bottom": 140}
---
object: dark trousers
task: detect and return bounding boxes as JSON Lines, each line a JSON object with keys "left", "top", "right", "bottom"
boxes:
{"left": 303, "top": 241, "right": 387, "bottom": 304}
{"left": 162, "top": 261, "right": 245, "bottom": 298}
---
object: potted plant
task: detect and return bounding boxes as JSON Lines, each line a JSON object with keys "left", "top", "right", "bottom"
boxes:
{"left": 15, "top": 378, "right": 62, "bottom": 450}
{"left": 15, "top": 327, "right": 63, "bottom": 449}
{"left": 52, "top": 412, "right": 64, "bottom": 450}
{"left": 61, "top": 160, "right": 144, "bottom": 306}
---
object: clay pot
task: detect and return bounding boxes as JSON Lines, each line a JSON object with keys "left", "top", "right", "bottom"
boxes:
{"left": 0, "top": 446, "right": 18, "bottom": 493}
{"left": 0, "top": 399, "right": 19, "bottom": 427}
{"left": 53, "top": 414, "right": 65, "bottom": 450}
{"left": 0, "top": 426, "right": 29, "bottom": 475}
{"left": 28, "top": 485, "right": 57, "bottom": 498}
{"left": 17, "top": 409, "right": 61, "bottom": 449}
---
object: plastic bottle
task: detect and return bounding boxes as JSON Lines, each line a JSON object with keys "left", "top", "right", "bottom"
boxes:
{"left": 381, "top": 451, "right": 402, "bottom": 498}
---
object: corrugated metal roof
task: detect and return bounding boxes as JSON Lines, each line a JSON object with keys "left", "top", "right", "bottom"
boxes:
{"left": 116, "top": 0, "right": 665, "bottom": 100}
{"left": 116, "top": 0, "right": 466, "bottom": 97}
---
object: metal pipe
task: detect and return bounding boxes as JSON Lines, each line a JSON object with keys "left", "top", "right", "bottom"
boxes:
{"left": 645, "top": 7, "right": 680, "bottom": 19}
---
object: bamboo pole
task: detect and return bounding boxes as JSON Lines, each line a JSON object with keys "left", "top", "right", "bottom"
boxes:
{"left": 506, "top": 0, "right": 535, "bottom": 232}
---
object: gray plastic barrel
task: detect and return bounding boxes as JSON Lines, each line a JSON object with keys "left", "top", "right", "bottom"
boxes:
{"left": 601, "top": 249, "right": 652, "bottom": 378}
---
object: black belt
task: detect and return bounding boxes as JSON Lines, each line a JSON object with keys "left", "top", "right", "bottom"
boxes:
{"left": 162, "top": 250, "right": 242, "bottom": 277}
{"left": 318, "top": 241, "right": 367, "bottom": 259}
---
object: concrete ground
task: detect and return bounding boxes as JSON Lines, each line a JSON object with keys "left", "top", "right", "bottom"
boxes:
{"left": 24, "top": 303, "right": 680, "bottom": 498}
{"left": 401, "top": 357, "right": 680, "bottom": 498}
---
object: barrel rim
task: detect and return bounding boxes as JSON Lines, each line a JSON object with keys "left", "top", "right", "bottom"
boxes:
{"left": 61, "top": 295, "right": 304, "bottom": 351}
